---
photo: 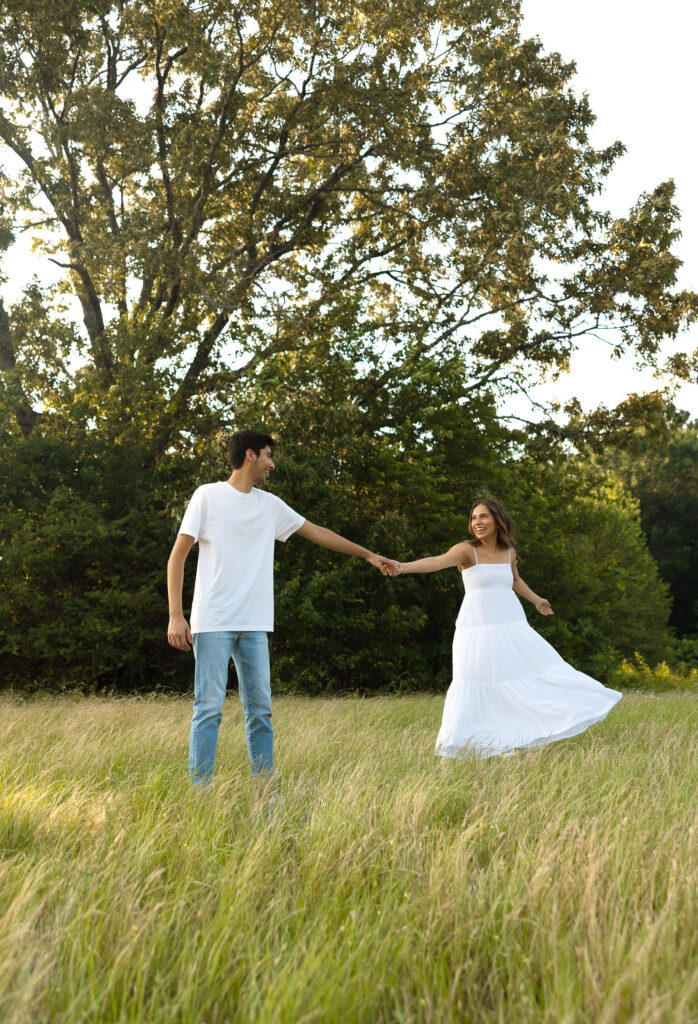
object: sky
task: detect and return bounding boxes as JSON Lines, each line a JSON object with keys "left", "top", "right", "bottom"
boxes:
{"left": 515, "top": 0, "right": 698, "bottom": 420}
{"left": 3, "top": 2, "right": 697, "bottom": 421}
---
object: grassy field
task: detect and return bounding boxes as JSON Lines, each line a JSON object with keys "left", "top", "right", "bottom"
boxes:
{"left": 1, "top": 691, "right": 697, "bottom": 1024}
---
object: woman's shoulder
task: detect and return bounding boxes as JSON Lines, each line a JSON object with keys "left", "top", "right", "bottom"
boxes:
{"left": 457, "top": 541, "right": 477, "bottom": 571}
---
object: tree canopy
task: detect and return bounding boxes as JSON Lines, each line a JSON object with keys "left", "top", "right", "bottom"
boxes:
{"left": 1, "top": 0, "right": 695, "bottom": 446}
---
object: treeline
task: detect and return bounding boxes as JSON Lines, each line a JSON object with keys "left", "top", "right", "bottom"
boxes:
{"left": 2, "top": 345, "right": 693, "bottom": 693}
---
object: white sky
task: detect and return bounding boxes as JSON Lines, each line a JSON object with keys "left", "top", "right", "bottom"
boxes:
{"left": 3, "top": 2, "right": 697, "bottom": 420}
{"left": 516, "top": 0, "right": 698, "bottom": 420}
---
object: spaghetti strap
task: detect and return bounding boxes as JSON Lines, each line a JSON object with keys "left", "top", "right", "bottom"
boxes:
{"left": 473, "top": 546, "right": 479, "bottom": 565}
{"left": 507, "top": 548, "right": 511, "bottom": 563}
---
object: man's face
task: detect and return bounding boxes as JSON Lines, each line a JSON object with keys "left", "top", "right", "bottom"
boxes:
{"left": 251, "top": 445, "right": 275, "bottom": 484}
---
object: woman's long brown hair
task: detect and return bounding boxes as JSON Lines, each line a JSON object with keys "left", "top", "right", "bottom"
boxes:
{"left": 469, "top": 498, "right": 516, "bottom": 550}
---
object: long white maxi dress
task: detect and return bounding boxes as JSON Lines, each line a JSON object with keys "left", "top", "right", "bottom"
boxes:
{"left": 435, "top": 548, "right": 622, "bottom": 758}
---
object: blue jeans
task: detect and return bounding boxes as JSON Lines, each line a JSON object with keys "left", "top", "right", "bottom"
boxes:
{"left": 189, "top": 631, "right": 273, "bottom": 784}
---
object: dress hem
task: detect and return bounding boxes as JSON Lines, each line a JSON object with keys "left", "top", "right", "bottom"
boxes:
{"left": 435, "top": 696, "right": 621, "bottom": 760}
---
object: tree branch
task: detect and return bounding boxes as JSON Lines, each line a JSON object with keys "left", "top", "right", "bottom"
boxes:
{"left": 0, "top": 114, "right": 111, "bottom": 374}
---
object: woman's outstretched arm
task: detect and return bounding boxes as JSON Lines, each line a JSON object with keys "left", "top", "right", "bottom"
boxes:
{"left": 390, "top": 542, "right": 472, "bottom": 575}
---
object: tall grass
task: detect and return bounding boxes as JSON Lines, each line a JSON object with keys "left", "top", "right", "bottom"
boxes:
{"left": 1, "top": 691, "right": 697, "bottom": 1023}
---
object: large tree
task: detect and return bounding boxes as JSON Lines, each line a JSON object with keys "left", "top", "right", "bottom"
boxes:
{"left": 1, "top": 0, "right": 695, "bottom": 447}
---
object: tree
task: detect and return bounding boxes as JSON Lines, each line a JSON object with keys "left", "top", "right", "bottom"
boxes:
{"left": 0, "top": 0, "right": 695, "bottom": 450}
{"left": 597, "top": 420, "right": 698, "bottom": 639}
{"left": 632, "top": 425, "right": 698, "bottom": 637}
{"left": 503, "top": 458, "right": 672, "bottom": 676}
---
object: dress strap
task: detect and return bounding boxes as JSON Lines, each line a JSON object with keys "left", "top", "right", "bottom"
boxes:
{"left": 473, "top": 546, "right": 479, "bottom": 565}
{"left": 507, "top": 547, "right": 512, "bottom": 563}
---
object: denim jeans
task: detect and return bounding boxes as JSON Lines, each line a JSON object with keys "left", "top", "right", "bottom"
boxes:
{"left": 189, "top": 631, "right": 272, "bottom": 784}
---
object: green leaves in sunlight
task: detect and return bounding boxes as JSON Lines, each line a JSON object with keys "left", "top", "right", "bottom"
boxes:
{"left": 1, "top": 0, "right": 695, "bottom": 448}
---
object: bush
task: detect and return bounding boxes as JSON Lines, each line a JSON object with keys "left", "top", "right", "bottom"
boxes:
{"left": 0, "top": 428, "right": 194, "bottom": 691}
{"left": 608, "top": 653, "right": 698, "bottom": 693}
{"left": 668, "top": 633, "right": 698, "bottom": 672}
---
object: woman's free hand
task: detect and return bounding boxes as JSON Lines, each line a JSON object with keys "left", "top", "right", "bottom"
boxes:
{"left": 535, "top": 598, "right": 554, "bottom": 616}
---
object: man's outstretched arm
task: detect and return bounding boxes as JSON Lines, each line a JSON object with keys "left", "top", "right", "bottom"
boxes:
{"left": 167, "top": 533, "right": 195, "bottom": 650}
{"left": 295, "top": 520, "right": 395, "bottom": 576}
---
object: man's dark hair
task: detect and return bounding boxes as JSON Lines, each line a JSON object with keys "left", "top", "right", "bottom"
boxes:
{"left": 228, "top": 429, "right": 274, "bottom": 470}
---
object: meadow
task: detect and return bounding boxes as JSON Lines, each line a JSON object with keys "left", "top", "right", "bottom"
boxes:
{"left": 1, "top": 690, "right": 697, "bottom": 1024}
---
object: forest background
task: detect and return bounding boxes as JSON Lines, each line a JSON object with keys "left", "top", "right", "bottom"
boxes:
{"left": 1, "top": 0, "right": 697, "bottom": 694}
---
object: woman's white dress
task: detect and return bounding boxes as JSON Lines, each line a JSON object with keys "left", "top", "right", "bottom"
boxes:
{"left": 435, "top": 552, "right": 622, "bottom": 758}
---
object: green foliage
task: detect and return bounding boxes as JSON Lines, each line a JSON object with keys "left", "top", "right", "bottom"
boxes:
{"left": 579, "top": 416, "right": 698, "bottom": 640}
{"left": 624, "top": 425, "right": 698, "bottom": 637}
{"left": 503, "top": 461, "right": 672, "bottom": 679}
{"left": 0, "top": 338, "right": 673, "bottom": 691}
{"left": 0, "top": 1, "right": 686, "bottom": 690}
{"left": 1, "top": 0, "right": 695, "bottom": 452}
{"left": 670, "top": 633, "right": 698, "bottom": 671}
{"left": 0, "top": 426, "right": 194, "bottom": 690}
{"left": 608, "top": 654, "right": 698, "bottom": 693}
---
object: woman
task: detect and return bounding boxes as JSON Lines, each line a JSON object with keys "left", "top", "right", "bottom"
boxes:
{"left": 389, "top": 499, "right": 621, "bottom": 758}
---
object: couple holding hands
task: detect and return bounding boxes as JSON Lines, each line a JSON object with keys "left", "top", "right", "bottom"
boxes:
{"left": 168, "top": 430, "right": 620, "bottom": 785}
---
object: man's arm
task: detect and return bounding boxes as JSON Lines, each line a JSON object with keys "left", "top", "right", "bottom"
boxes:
{"left": 295, "top": 520, "right": 395, "bottom": 576}
{"left": 167, "top": 533, "right": 195, "bottom": 650}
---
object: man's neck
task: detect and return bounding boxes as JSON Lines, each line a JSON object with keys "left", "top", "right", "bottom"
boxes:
{"left": 226, "top": 470, "right": 255, "bottom": 493}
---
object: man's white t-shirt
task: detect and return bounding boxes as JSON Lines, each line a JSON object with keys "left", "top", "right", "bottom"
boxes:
{"left": 178, "top": 482, "right": 305, "bottom": 633}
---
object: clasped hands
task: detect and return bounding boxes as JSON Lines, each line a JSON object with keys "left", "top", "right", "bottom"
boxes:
{"left": 368, "top": 553, "right": 403, "bottom": 577}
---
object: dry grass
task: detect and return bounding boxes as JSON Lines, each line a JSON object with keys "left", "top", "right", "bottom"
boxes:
{"left": 1, "top": 691, "right": 697, "bottom": 1023}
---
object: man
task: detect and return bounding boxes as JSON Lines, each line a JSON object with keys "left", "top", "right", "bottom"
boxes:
{"left": 167, "top": 429, "right": 394, "bottom": 785}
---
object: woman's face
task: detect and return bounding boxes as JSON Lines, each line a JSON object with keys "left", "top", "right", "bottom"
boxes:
{"left": 470, "top": 504, "right": 498, "bottom": 544}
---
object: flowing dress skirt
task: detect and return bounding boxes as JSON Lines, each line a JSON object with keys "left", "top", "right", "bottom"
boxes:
{"left": 435, "top": 563, "right": 621, "bottom": 758}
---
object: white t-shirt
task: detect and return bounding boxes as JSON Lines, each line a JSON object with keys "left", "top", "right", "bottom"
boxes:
{"left": 178, "top": 482, "right": 305, "bottom": 633}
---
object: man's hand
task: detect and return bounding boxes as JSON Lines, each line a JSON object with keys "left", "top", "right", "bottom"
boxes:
{"left": 367, "top": 553, "right": 398, "bottom": 576}
{"left": 168, "top": 614, "right": 193, "bottom": 651}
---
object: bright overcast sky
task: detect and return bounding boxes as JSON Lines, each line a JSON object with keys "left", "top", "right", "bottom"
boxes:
{"left": 517, "top": 0, "right": 698, "bottom": 420}
{"left": 3, "top": 3, "right": 697, "bottom": 420}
